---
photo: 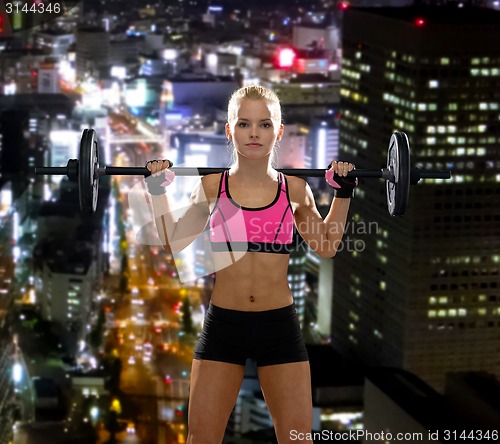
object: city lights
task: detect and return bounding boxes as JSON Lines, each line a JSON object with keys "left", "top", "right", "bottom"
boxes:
{"left": 415, "top": 17, "right": 426, "bottom": 27}
{"left": 3, "top": 3, "right": 500, "bottom": 444}
{"left": 276, "top": 48, "right": 296, "bottom": 69}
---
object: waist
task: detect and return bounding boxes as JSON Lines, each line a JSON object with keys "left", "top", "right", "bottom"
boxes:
{"left": 207, "top": 302, "right": 297, "bottom": 320}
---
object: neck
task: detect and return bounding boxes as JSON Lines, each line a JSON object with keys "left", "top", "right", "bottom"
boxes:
{"left": 230, "top": 157, "right": 276, "bottom": 180}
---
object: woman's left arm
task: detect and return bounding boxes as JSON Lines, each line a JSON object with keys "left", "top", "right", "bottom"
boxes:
{"left": 291, "top": 162, "right": 355, "bottom": 258}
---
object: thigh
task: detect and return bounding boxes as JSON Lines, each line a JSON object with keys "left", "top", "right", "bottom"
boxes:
{"left": 258, "top": 361, "right": 313, "bottom": 443}
{"left": 252, "top": 305, "right": 308, "bottom": 367}
{"left": 188, "top": 358, "right": 245, "bottom": 443}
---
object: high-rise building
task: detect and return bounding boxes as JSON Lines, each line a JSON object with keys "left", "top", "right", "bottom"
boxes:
{"left": 308, "top": 116, "right": 340, "bottom": 170}
{"left": 332, "top": 6, "right": 500, "bottom": 391}
{"left": 76, "top": 26, "right": 110, "bottom": 80}
{"left": 0, "top": 319, "right": 14, "bottom": 444}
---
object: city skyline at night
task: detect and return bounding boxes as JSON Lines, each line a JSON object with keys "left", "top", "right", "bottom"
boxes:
{"left": 334, "top": 5, "right": 500, "bottom": 391}
{"left": 0, "top": 1, "right": 498, "bottom": 442}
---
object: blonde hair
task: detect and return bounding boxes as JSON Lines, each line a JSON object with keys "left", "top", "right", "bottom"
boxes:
{"left": 226, "top": 85, "right": 282, "bottom": 167}
{"left": 227, "top": 85, "right": 282, "bottom": 125}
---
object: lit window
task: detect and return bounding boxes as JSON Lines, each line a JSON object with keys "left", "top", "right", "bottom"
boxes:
{"left": 439, "top": 296, "right": 448, "bottom": 304}
{"left": 428, "top": 310, "right": 436, "bottom": 318}
{"left": 478, "top": 308, "right": 487, "bottom": 316}
{"left": 438, "top": 309, "right": 446, "bottom": 317}
{"left": 379, "top": 281, "right": 386, "bottom": 291}
{"left": 448, "top": 309, "right": 457, "bottom": 317}
{"left": 426, "top": 137, "right": 436, "bottom": 144}
{"left": 418, "top": 103, "right": 427, "bottom": 111}
{"left": 429, "top": 297, "right": 437, "bottom": 305}
{"left": 429, "top": 80, "right": 439, "bottom": 88}
{"left": 458, "top": 308, "right": 467, "bottom": 316}
{"left": 441, "top": 57, "right": 450, "bottom": 65}
{"left": 427, "top": 126, "right": 436, "bottom": 133}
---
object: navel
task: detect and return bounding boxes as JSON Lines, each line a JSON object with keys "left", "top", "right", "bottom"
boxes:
{"left": 249, "top": 295, "right": 255, "bottom": 303}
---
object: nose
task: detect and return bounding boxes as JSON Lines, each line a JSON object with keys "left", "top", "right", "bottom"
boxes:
{"left": 250, "top": 126, "right": 259, "bottom": 139}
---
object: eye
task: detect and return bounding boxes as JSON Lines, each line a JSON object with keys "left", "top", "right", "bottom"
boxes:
{"left": 237, "top": 122, "right": 249, "bottom": 128}
{"left": 261, "top": 123, "right": 272, "bottom": 128}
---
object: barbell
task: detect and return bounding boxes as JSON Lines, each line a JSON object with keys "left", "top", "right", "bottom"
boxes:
{"left": 34, "top": 129, "right": 451, "bottom": 216}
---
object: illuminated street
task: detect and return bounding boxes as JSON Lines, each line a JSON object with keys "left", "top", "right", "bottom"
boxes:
{"left": 96, "top": 159, "right": 199, "bottom": 443}
{"left": 4, "top": 2, "right": 500, "bottom": 443}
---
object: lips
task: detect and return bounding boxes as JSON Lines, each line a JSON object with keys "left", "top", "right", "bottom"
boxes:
{"left": 246, "top": 143, "right": 262, "bottom": 147}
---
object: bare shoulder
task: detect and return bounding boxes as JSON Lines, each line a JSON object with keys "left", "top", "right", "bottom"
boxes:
{"left": 285, "top": 175, "right": 311, "bottom": 206}
{"left": 200, "top": 172, "right": 223, "bottom": 200}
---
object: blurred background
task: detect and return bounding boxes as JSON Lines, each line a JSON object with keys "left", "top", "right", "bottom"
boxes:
{"left": 0, "top": 0, "right": 499, "bottom": 443}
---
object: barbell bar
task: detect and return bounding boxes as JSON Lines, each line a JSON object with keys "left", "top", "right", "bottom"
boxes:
{"left": 34, "top": 129, "right": 451, "bottom": 216}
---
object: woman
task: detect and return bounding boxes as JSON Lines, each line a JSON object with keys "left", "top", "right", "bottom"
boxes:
{"left": 145, "top": 85, "right": 356, "bottom": 443}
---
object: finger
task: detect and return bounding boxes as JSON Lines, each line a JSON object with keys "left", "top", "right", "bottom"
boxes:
{"left": 147, "top": 161, "right": 153, "bottom": 174}
{"left": 154, "top": 160, "right": 163, "bottom": 175}
{"left": 343, "top": 163, "right": 351, "bottom": 176}
{"left": 337, "top": 161, "right": 346, "bottom": 176}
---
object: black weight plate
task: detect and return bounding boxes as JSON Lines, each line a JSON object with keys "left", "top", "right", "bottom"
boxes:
{"left": 386, "top": 132, "right": 410, "bottom": 216}
{"left": 79, "top": 129, "right": 99, "bottom": 214}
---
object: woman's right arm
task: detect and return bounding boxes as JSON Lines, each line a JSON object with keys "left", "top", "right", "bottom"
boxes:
{"left": 147, "top": 162, "right": 211, "bottom": 255}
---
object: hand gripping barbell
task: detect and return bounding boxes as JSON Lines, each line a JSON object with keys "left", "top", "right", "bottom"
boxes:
{"left": 34, "top": 129, "right": 451, "bottom": 216}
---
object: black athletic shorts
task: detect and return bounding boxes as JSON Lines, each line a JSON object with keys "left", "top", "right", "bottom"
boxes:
{"left": 193, "top": 303, "right": 309, "bottom": 367}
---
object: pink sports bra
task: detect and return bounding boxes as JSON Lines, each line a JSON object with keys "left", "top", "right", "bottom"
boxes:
{"left": 209, "top": 171, "right": 294, "bottom": 254}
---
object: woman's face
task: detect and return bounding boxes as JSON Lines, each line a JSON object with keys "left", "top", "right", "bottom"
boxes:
{"left": 226, "top": 98, "right": 284, "bottom": 162}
